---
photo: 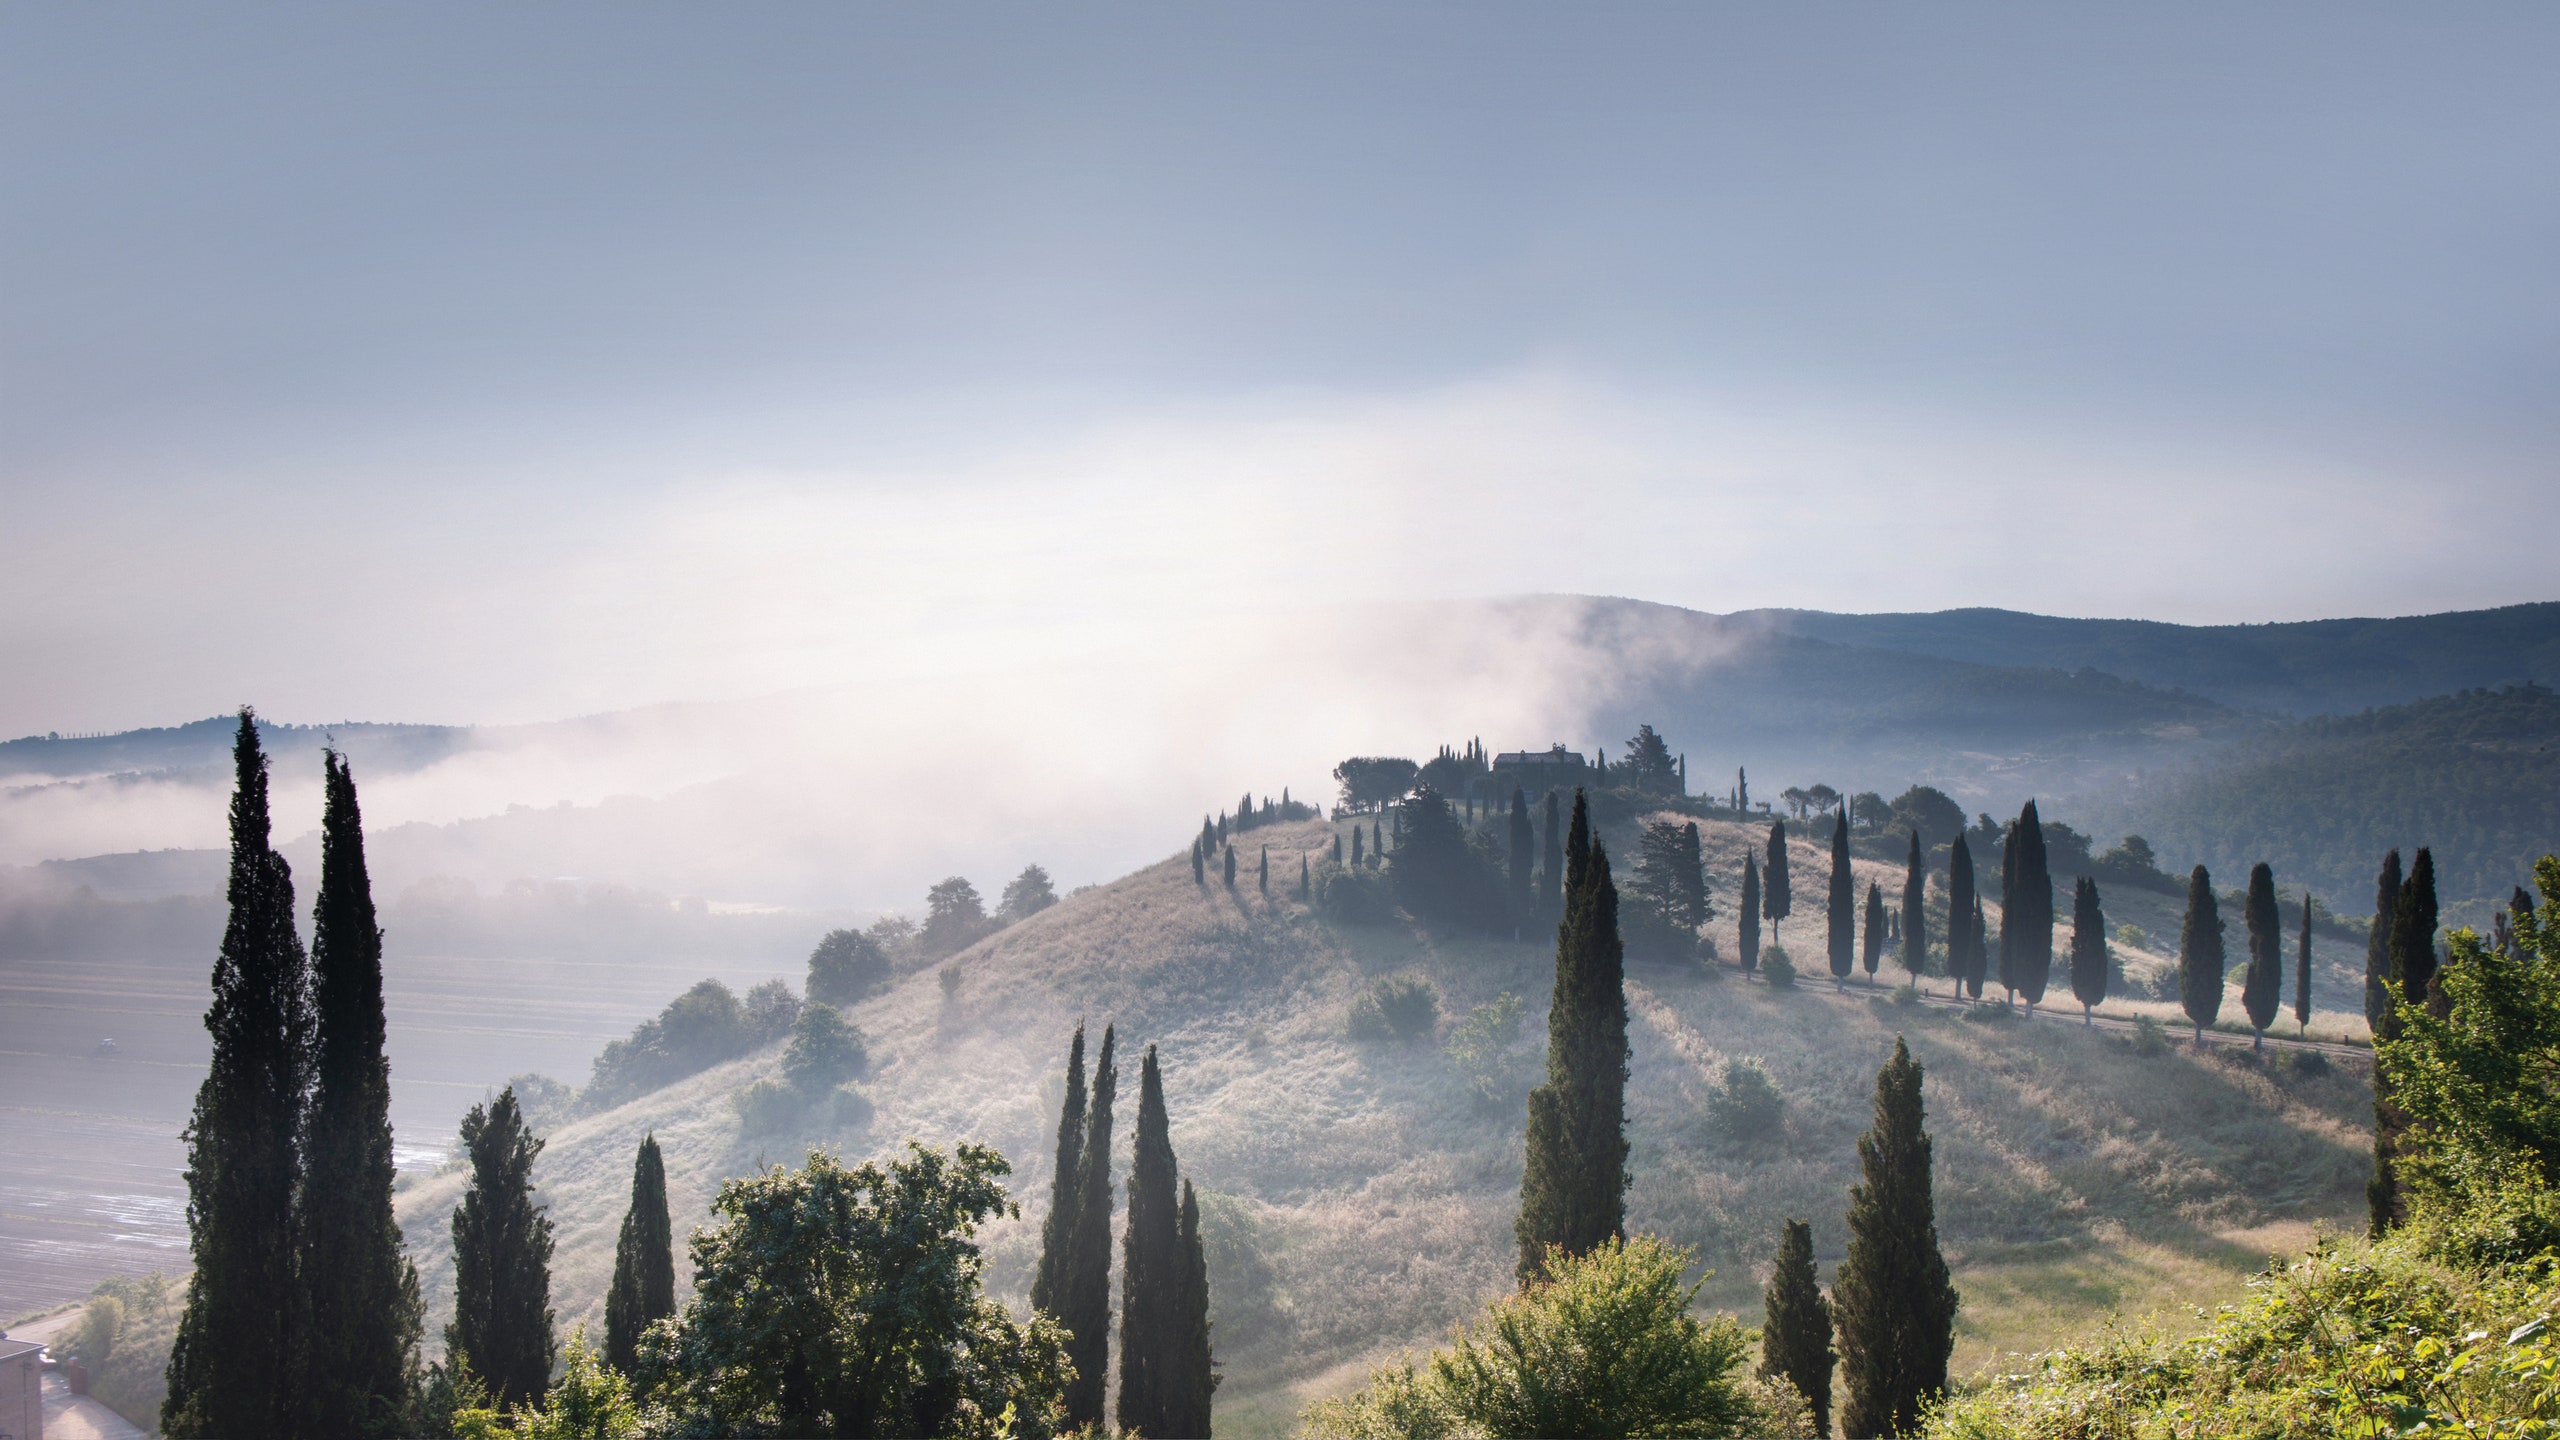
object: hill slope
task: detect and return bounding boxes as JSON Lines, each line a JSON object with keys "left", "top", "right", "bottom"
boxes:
{"left": 394, "top": 815, "right": 2374, "bottom": 1435}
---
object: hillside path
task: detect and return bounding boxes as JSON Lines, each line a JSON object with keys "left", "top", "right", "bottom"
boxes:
{"left": 1743, "top": 971, "right": 2373, "bottom": 1060}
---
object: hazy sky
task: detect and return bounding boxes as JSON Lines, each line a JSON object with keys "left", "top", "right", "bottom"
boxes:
{"left": 6, "top": 4, "right": 2559, "bottom": 737}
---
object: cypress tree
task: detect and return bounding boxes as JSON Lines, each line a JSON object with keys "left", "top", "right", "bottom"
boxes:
{"left": 1508, "top": 787, "right": 1534, "bottom": 914}
{"left": 446, "top": 1087, "right": 555, "bottom": 1406}
{"left": 2294, "top": 892, "right": 2314, "bottom": 1037}
{"left": 2010, "top": 801, "right": 2053, "bottom": 1012}
{"left": 1760, "top": 1218, "right": 1835, "bottom": 1437}
{"left": 1516, "top": 791, "right": 1629, "bottom": 1284}
{"left": 602, "top": 1135, "right": 672, "bottom": 1376}
{"left": 1827, "top": 813, "right": 1855, "bottom": 984}
{"left": 2363, "top": 849, "right": 2402, "bottom": 1029}
{"left": 166, "top": 711, "right": 313, "bottom": 1440}
{"left": 2242, "top": 862, "right": 2283, "bottom": 1048}
{"left": 1171, "top": 1179, "right": 1219, "bottom": 1438}
{"left": 1298, "top": 854, "right": 1311, "bottom": 901}
{"left": 1540, "top": 790, "right": 1563, "bottom": 917}
{"left": 1031, "top": 1024, "right": 1088, "bottom": 1324}
{"left": 1373, "top": 816, "right": 1385, "bottom": 860}
{"left": 1118, "top": 1045, "right": 1183, "bottom": 1438}
{"left": 1998, "top": 819, "right": 2019, "bottom": 1000}
{"left": 1332, "top": 831, "right": 1343, "bottom": 864}
{"left": 1258, "top": 845, "right": 1268, "bottom": 894}
{"left": 1835, "top": 1038, "right": 1959, "bottom": 1438}
{"left": 1948, "top": 835, "right": 1981, "bottom": 1000}
{"left": 298, "top": 750, "right": 420, "bottom": 1436}
{"left": 2372, "top": 848, "right": 2441, "bottom": 1234}
{"left": 1061, "top": 1025, "right": 1119, "bottom": 1427}
{"left": 1740, "top": 852, "right": 1763, "bottom": 973}
{"left": 1900, "top": 831, "right": 1929, "bottom": 990}
{"left": 2177, "top": 866, "right": 2226, "bottom": 1045}
{"left": 1223, "top": 844, "right": 1236, "bottom": 887}
{"left": 1973, "top": 896, "right": 1990, "bottom": 1000}
{"left": 1192, "top": 840, "right": 1204, "bottom": 886}
{"left": 2069, "top": 876, "right": 2108, "bottom": 1023}
{"left": 1352, "top": 825, "right": 1364, "bottom": 868}
{"left": 1862, "top": 882, "right": 1885, "bottom": 982}
{"left": 2391, "top": 847, "right": 2441, "bottom": 1008}
{"left": 1764, "top": 820, "right": 1792, "bottom": 945}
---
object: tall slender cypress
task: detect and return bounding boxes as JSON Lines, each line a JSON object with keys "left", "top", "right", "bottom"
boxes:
{"left": 1192, "top": 841, "right": 1204, "bottom": 886}
{"left": 1032, "top": 1025, "right": 1088, "bottom": 1323}
{"left": 1508, "top": 788, "right": 1534, "bottom": 914}
{"left": 1972, "top": 896, "right": 1990, "bottom": 1000}
{"left": 2178, "top": 866, "right": 2226, "bottom": 1045}
{"left": 1998, "top": 819, "right": 2019, "bottom": 1000}
{"left": 2363, "top": 850, "right": 2403, "bottom": 1028}
{"left": 1834, "top": 1038, "right": 1959, "bottom": 1438}
{"left": 1298, "top": 854, "right": 1310, "bottom": 901}
{"left": 2010, "top": 801, "right": 2053, "bottom": 1011}
{"left": 1258, "top": 845, "right": 1268, "bottom": 894}
{"left": 298, "top": 751, "right": 420, "bottom": 1436}
{"left": 1827, "top": 813, "right": 1855, "bottom": 984}
{"left": 1948, "top": 835, "right": 1981, "bottom": 1000}
{"left": 1740, "top": 853, "right": 1763, "bottom": 973}
{"left": 1900, "top": 831, "right": 1929, "bottom": 989}
{"left": 1061, "top": 1025, "right": 1119, "bottom": 1427}
{"left": 1764, "top": 820, "right": 1793, "bottom": 945}
{"left": 1516, "top": 791, "right": 1629, "bottom": 1284}
{"left": 2372, "top": 848, "right": 2441, "bottom": 1235}
{"left": 1540, "top": 791, "right": 1563, "bottom": 917}
{"left": 446, "top": 1087, "right": 555, "bottom": 1405}
{"left": 1171, "top": 1179, "right": 1219, "bottom": 1437}
{"left": 1760, "top": 1218, "right": 1835, "bottom": 1436}
{"left": 1119, "top": 1045, "right": 1183, "bottom": 1438}
{"left": 2391, "top": 848, "right": 2441, "bottom": 1008}
{"left": 1223, "top": 844, "right": 1236, "bottom": 887}
{"left": 2294, "top": 892, "right": 2314, "bottom": 1036}
{"left": 166, "top": 711, "right": 313, "bottom": 1440}
{"left": 2242, "top": 862, "right": 2283, "bottom": 1048}
{"left": 1862, "top": 882, "right": 1885, "bottom": 983}
{"left": 602, "top": 1135, "right": 672, "bottom": 1376}
{"left": 2069, "top": 877, "right": 2108, "bottom": 1023}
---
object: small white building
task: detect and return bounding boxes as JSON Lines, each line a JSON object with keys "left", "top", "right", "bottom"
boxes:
{"left": 0, "top": 1334, "right": 43, "bottom": 1440}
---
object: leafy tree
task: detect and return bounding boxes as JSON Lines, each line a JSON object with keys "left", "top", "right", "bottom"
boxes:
{"left": 1863, "top": 882, "right": 1886, "bottom": 982}
{"left": 2295, "top": 891, "right": 2314, "bottom": 1037}
{"left": 922, "top": 877, "right": 992, "bottom": 958}
{"left": 998, "top": 864, "right": 1058, "bottom": 924}
{"left": 2178, "top": 866, "right": 2227, "bottom": 1044}
{"left": 1890, "top": 785, "right": 1967, "bottom": 847}
{"left": 647, "top": 1143, "right": 1069, "bottom": 1437}
{"left": 1780, "top": 785, "right": 1812, "bottom": 819}
{"left": 1764, "top": 820, "right": 1793, "bottom": 944}
{"left": 1806, "top": 782, "right": 1842, "bottom": 815}
{"left": 1948, "top": 834, "right": 1982, "bottom": 999}
{"left": 782, "top": 1003, "right": 868, "bottom": 1094}
{"left": 166, "top": 711, "right": 314, "bottom": 1440}
{"left": 1119, "top": 1045, "right": 1213, "bottom": 1438}
{"left": 447, "top": 1087, "right": 556, "bottom": 1407}
{"left": 299, "top": 750, "right": 422, "bottom": 1437}
{"left": 1740, "top": 852, "right": 1763, "bottom": 973}
{"left": 1517, "top": 792, "right": 1629, "bottom": 1284}
{"left": 1833, "top": 1038, "right": 1959, "bottom": 1439}
{"left": 1625, "top": 820, "right": 1709, "bottom": 962}
{"left": 1389, "top": 786, "right": 1512, "bottom": 931}
{"left": 743, "top": 978, "right": 802, "bottom": 1045}
{"left": 1060, "top": 1026, "right": 1118, "bottom": 1426}
{"left": 2242, "top": 862, "right": 2283, "bottom": 1047}
{"left": 2005, "top": 801, "right": 2055, "bottom": 1010}
{"left": 1618, "top": 724, "right": 1681, "bottom": 796}
{"left": 1849, "top": 790, "right": 1892, "bottom": 834}
{"left": 603, "top": 1136, "right": 673, "bottom": 1377}
{"left": 1332, "top": 756, "right": 1420, "bottom": 813}
{"left": 586, "top": 980, "right": 756, "bottom": 1107}
{"left": 1760, "top": 1218, "right": 1835, "bottom": 1435}
{"left": 1827, "top": 813, "right": 1855, "bottom": 983}
{"left": 1508, "top": 788, "right": 1534, "bottom": 913}
{"left": 1030, "top": 1024, "right": 1087, "bottom": 1333}
{"left": 2364, "top": 849, "right": 2404, "bottom": 1028}
{"left": 486, "top": 1328, "right": 641, "bottom": 1440}
{"left": 1900, "top": 831, "right": 1930, "bottom": 988}
{"left": 1303, "top": 1237, "right": 1753, "bottom": 1440}
{"left": 2069, "top": 876, "right": 2109, "bottom": 1022}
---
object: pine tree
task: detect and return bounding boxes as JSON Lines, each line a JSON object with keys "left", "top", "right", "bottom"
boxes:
{"left": 2009, "top": 801, "right": 2053, "bottom": 1012}
{"left": 1900, "top": 830, "right": 1929, "bottom": 990}
{"left": 1834, "top": 1038, "right": 1959, "bottom": 1439}
{"left": 1031, "top": 1024, "right": 1088, "bottom": 1325}
{"left": 1061, "top": 1025, "right": 1118, "bottom": 1426}
{"left": 1948, "top": 835, "right": 1981, "bottom": 1000}
{"left": 2364, "top": 849, "right": 2403, "bottom": 1029}
{"left": 297, "top": 750, "right": 420, "bottom": 1436}
{"left": 166, "top": 711, "right": 313, "bottom": 1440}
{"left": 1760, "top": 1218, "right": 1835, "bottom": 1436}
{"left": 602, "top": 1135, "right": 672, "bottom": 1376}
{"left": 1170, "top": 1179, "right": 1219, "bottom": 1438}
{"left": 1764, "top": 820, "right": 1792, "bottom": 945}
{"left": 1827, "top": 813, "right": 1855, "bottom": 984}
{"left": 1118, "top": 1044, "right": 1185, "bottom": 1438}
{"left": 2070, "top": 876, "right": 2108, "bottom": 1024}
{"left": 446, "top": 1087, "right": 555, "bottom": 1405}
{"left": 2178, "top": 866, "right": 2226, "bottom": 1045}
{"left": 1540, "top": 790, "right": 1563, "bottom": 916}
{"left": 1862, "top": 882, "right": 1885, "bottom": 982}
{"left": 1516, "top": 791, "right": 1629, "bottom": 1284}
{"left": 2242, "top": 862, "right": 2283, "bottom": 1048}
{"left": 1508, "top": 788, "right": 1533, "bottom": 914}
{"left": 1740, "top": 852, "right": 1763, "bottom": 973}
{"left": 2295, "top": 892, "right": 2314, "bottom": 1037}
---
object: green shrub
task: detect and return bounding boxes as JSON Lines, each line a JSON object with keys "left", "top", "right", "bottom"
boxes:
{"left": 76, "top": 1293, "right": 124, "bottom": 1365}
{"left": 731, "top": 1079, "right": 802, "bottom": 1134}
{"left": 828, "top": 1084, "right": 875, "bottom": 1130}
{"left": 1762, "top": 945, "right": 1797, "bottom": 989}
{"left": 1350, "top": 975, "right": 1439, "bottom": 1043}
{"left": 2130, "top": 1013, "right": 2168, "bottom": 1057}
{"left": 1444, "top": 992, "right": 1527, "bottom": 1104}
{"left": 1300, "top": 1236, "right": 1759, "bottom": 1439}
{"left": 1316, "top": 862, "right": 1397, "bottom": 926}
{"left": 1704, "top": 1057, "right": 1784, "bottom": 1143}
{"left": 1891, "top": 983, "right": 1923, "bottom": 1008}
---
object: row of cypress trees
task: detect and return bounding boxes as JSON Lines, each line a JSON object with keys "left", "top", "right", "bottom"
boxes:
{"left": 164, "top": 713, "right": 422, "bottom": 1438}
{"left": 1034, "top": 1022, "right": 1218, "bottom": 1434}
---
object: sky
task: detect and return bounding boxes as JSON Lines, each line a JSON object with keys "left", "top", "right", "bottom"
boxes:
{"left": 5, "top": 3, "right": 2559, "bottom": 746}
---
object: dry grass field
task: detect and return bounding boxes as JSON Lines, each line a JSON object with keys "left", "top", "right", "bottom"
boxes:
{"left": 384, "top": 814, "right": 2374, "bottom": 1437}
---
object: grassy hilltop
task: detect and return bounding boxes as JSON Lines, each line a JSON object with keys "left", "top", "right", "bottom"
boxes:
{"left": 394, "top": 811, "right": 2375, "bottom": 1436}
